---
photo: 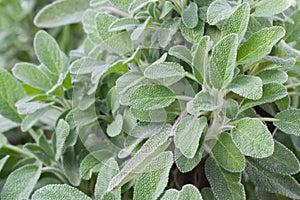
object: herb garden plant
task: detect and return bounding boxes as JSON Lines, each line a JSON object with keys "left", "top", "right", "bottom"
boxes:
{"left": 1, "top": 0, "right": 300, "bottom": 199}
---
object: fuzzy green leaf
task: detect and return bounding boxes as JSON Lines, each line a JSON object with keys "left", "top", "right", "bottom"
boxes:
{"left": 133, "top": 151, "right": 173, "bottom": 200}
{"left": 201, "top": 188, "right": 217, "bottom": 200}
{"left": 55, "top": 119, "right": 70, "bottom": 160}
{"left": 62, "top": 148, "right": 80, "bottom": 186}
{"left": 24, "top": 144, "right": 51, "bottom": 165}
{"left": 252, "top": 0, "right": 291, "bottom": 17}
{"left": 107, "top": 114, "right": 123, "bottom": 137}
{"left": 274, "top": 109, "right": 300, "bottom": 136}
{"left": 231, "top": 118, "right": 274, "bottom": 158}
{"left": 34, "top": 30, "right": 66, "bottom": 73}
{"left": 32, "top": 184, "right": 92, "bottom": 200}
{"left": 160, "top": 1, "right": 174, "bottom": 19}
{"left": 192, "top": 36, "right": 210, "bottom": 84}
{"left": 222, "top": 3, "right": 250, "bottom": 42}
{"left": 169, "top": 46, "right": 192, "bottom": 65}
{"left": 95, "top": 158, "right": 121, "bottom": 200}
{"left": 212, "top": 133, "right": 245, "bottom": 172}
{"left": 237, "top": 26, "right": 285, "bottom": 64}
{"left": 228, "top": 75, "right": 263, "bottom": 100}
{"left": 253, "top": 141, "right": 300, "bottom": 175}
{"left": 174, "top": 145, "right": 203, "bottom": 173}
{"left": 129, "top": 0, "right": 157, "bottom": 13}
{"left": 182, "top": 2, "right": 198, "bottom": 29}
{"left": 12, "top": 63, "right": 53, "bottom": 91}
{"left": 116, "top": 72, "right": 144, "bottom": 94}
{"left": 224, "top": 99, "right": 239, "bottom": 119}
{"left": 257, "top": 69, "right": 288, "bottom": 84}
{"left": 161, "top": 184, "right": 203, "bottom": 200}
{"left": 0, "top": 70, "right": 25, "bottom": 123}
{"left": 207, "top": 0, "right": 236, "bottom": 25}
{"left": 209, "top": 34, "right": 239, "bottom": 89}
{"left": 175, "top": 116, "right": 207, "bottom": 158}
{"left": 246, "top": 159, "right": 300, "bottom": 199}
{"left": 192, "top": 91, "right": 217, "bottom": 112}
{"left": 205, "top": 157, "right": 245, "bottom": 200}
{"left": 1, "top": 164, "right": 42, "bottom": 200}
{"left": 179, "top": 20, "right": 205, "bottom": 43}
{"left": 108, "top": 125, "right": 171, "bottom": 190}
{"left": 129, "top": 85, "right": 176, "bottom": 111}
{"left": 144, "top": 62, "right": 186, "bottom": 86}
{"left": 34, "top": 0, "right": 90, "bottom": 28}
{"left": 240, "top": 83, "right": 287, "bottom": 112}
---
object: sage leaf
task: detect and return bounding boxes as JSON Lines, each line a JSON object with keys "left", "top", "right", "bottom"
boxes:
{"left": 246, "top": 159, "right": 300, "bottom": 199}
{"left": 205, "top": 157, "right": 245, "bottom": 200}
{"left": 133, "top": 151, "right": 173, "bottom": 200}
{"left": 0, "top": 69, "right": 25, "bottom": 123}
{"left": 160, "top": 1, "right": 174, "bottom": 19}
{"left": 12, "top": 63, "right": 53, "bottom": 91}
{"left": 207, "top": 0, "right": 236, "bottom": 25}
{"left": 211, "top": 133, "right": 245, "bottom": 172}
{"left": 169, "top": 46, "right": 192, "bottom": 65}
{"left": 253, "top": 141, "right": 300, "bottom": 175}
{"left": 231, "top": 118, "right": 274, "bottom": 158}
{"left": 222, "top": 3, "right": 250, "bottom": 42}
{"left": 62, "top": 148, "right": 80, "bottom": 186}
{"left": 174, "top": 116, "right": 207, "bottom": 158}
{"left": 115, "top": 72, "right": 144, "bottom": 94}
{"left": 95, "top": 158, "right": 121, "bottom": 200}
{"left": 24, "top": 144, "right": 52, "bottom": 165}
{"left": 252, "top": 0, "right": 291, "bottom": 18}
{"left": 161, "top": 184, "right": 203, "bottom": 200}
{"left": 179, "top": 20, "right": 205, "bottom": 43}
{"left": 274, "top": 109, "right": 300, "bottom": 136}
{"left": 285, "top": 10, "right": 300, "bottom": 42}
{"left": 129, "top": 0, "right": 157, "bottom": 13}
{"left": 21, "top": 108, "right": 48, "bottom": 132}
{"left": 34, "top": 0, "right": 90, "bottom": 28}
{"left": 201, "top": 188, "right": 217, "bottom": 200}
{"left": 192, "top": 36, "right": 210, "bottom": 84}
{"left": 32, "top": 184, "right": 92, "bottom": 200}
{"left": 108, "top": 125, "right": 171, "bottom": 190}
{"left": 174, "top": 145, "right": 203, "bottom": 173}
{"left": 129, "top": 85, "right": 176, "bottom": 111}
{"left": 55, "top": 119, "right": 70, "bottom": 160}
{"left": 182, "top": 2, "right": 198, "bottom": 29}
{"left": 237, "top": 26, "right": 285, "bottom": 64}
{"left": 257, "top": 69, "right": 288, "bottom": 84}
{"left": 228, "top": 75, "right": 263, "bottom": 100}
{"left": 144, "top": 62, "right": 186, "bottom": 86}
{"left": 224, "top": 99, "right": 239, "bottom": 119}
{"left": 240, "top": 83, "right": 287, "bottom": 112}
{"left": 34, "top": 30, "right": 67, "bottom": 74}
{"left": 192, "top": 91, "right": 217, "bottom": 112}
{"left": 109, "top": 0, "right": 132, "bottom": 11}
{"left": 209, "top": 33, "right": 239, "bottom": 89}
{"left": 1, "top": 164, "right": 42, "bottom": 200}
{"left": 107, "top": 114, "right": 123, "bottom": 137}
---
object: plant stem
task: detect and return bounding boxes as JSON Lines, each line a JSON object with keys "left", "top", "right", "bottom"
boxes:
{"left": 42, "top": 166, "right": 70, "bottom": 184}
{"left": 176, "top": 95, "right": 193, "bottom": 101}
{"left": 3, "top": 144, "right": 33, "bottom": 158}
{"left": 28, "top": 128, "right": 40, "bottom": 142}
{"left": 286, "top": 82, "right": 300, "bottom": 88}
{"left": 185, "top": 72, "right": 200, "bottom": 83}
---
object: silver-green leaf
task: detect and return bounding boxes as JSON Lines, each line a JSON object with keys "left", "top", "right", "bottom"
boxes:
{"left": 182, "top": 2, "right": 198, "bottom": 29}
{"left": 274, "top": 109, "right": 300, "bottom": 136}
{"left": 252, "top": 0, "right": 291, "bottom": 17}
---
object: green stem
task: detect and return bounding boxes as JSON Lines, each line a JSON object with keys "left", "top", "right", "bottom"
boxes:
{"left": 286, "top": 82, "right": 300, "bottom": 88}
{"left": 3, "top": 144, "right": 33, "bottom": 158}
{"left": 185, "top": 72, "right": 200, "bottom": 83}
{"left": 176, "top": 95, "right": 193, "bottom": 101}
{"left": 28, "top": 128, "right": 40, "bottom": 142}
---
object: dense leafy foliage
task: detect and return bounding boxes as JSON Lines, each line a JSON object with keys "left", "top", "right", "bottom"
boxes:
{"left": 0, "top": 0, "right": 300, "bottom": 199}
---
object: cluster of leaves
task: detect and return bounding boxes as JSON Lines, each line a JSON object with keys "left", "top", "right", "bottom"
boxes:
{"left": 0, "top": 0, "right": 300, "bottom": 199}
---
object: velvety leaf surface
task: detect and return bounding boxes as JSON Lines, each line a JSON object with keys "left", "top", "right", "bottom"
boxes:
{"left": 228, "top": 75, "right": 263, "bottom": 100}
{"left": 133, "top": 151, "right": 173, "bottom": 200}
{"left": 129, "top": 85, "right": 176, "bottom": 110}
{"left": 205, "top": 157, "right": 245, "bottom": 200}
{"left": 209, "top": 34, "right": 238, "bottom": 89}
{"left": 0, "top": 70, "right": 25, "bottom": 123}
{"left": 222, "top": 3, "right": 250, "bottom": 42}
{"left": 212, "top": 133, "right": 245, "bottom": 172}
{"left": 1, "top": 164, "right": 42, "bottom": 200}
{"left": 274, "top": 109, "right": 300, "bottom": 136}
{"left": 237, "top": 26, "right": 285, "bottom": 64}
{"left": 160, "top": 184, "right": 203, "bottom": 200}
{"left": 182, "top": 2, "right": 198, "bottom": 29}
{"left": 55, "top": 119, "right": 70, "bottom": 160}
{"left": 34, "top": 0, "right": 90, "bottom": 27}
{"left": 252, "top": 0, "right": 291, "bottom": 17}
{"left": 107, "top": 114, "right": 123, "bottom": 137}
{"left": 231, "top": 118, "right": 274, "bottom": 158}
{"left": 32, "top": 184, "right": 92, "bottom": 200}
{"left": 207, "top": 0, "right": 236, "bottom": 25}
{"left": 257, "top": 69, "right": 288, "bottom": 84}
{"left": 175, "top": 116, "right": 207, "bottom": 158}
{"left": 253, "top": 141, "right": 300, "bottom": 175}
